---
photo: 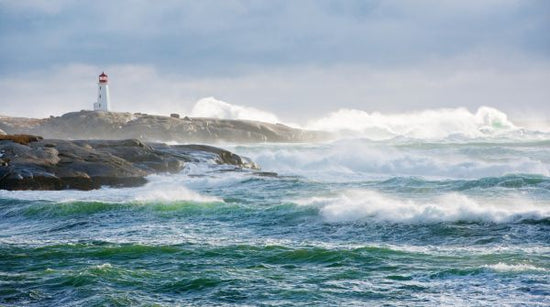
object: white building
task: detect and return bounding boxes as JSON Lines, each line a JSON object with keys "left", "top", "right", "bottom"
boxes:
{"left": 93, "top": 72, "right": 110, "bottom": 111}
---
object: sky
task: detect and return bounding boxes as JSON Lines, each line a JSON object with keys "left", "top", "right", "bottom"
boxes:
{"left": 0, "top": 0, "right": 549, "bottom": 123}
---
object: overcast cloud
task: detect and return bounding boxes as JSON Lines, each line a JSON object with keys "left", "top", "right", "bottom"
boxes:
{"left": 0, "top": 0, "right": 549, "bottom": 122}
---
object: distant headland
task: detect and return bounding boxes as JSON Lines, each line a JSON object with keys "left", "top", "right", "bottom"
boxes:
{"left": 0, "top": 71, "right": 326, "bottom": 143}
{"left": 0, "top": 110, "right": 327, "bottom": 143}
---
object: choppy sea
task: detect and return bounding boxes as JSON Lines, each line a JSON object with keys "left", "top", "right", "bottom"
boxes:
{"left": 1, "top": 130, "right": 550, "bottom": 305}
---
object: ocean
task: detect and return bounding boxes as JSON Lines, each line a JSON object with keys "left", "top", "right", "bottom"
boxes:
{"left": 1, "top": 112, "right": 550, "bottom": 305}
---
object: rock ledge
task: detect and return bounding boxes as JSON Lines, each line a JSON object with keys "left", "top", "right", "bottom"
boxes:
{"left": 0, "top": 111, "right": 327, "bottom": 143}
{"left": 0, "top": 136, "right": 257, "bottom": 190}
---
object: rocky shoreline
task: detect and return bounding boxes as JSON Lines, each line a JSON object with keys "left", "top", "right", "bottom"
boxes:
{"left": 0, "top": 135, "right": 258, "bottom": 191}
{"left": 0, "top": 110, "right": 327, "bottom": 143}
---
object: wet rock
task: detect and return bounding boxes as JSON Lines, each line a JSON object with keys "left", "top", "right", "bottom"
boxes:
{"left": 0, "top": 137, "right": 257, "bottom": 190}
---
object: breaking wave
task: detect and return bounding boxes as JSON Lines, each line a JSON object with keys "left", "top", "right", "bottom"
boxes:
{"left": 484, "top": 263, "right": 548, "bottom": 273}
{"left": 190, "top": 97, "right": 280, "bottom": 123}
{"left": 191, "top": 97, "right": 550, "bottom": 141}
{"left": 295, "top": 189, "right": 549, "bottom": 224}
{"left": 237, "top": 139, "right": 550, "bottom": 180}
{"left": 306, "top": 106, "right": 520, "bottom": 140}
{"left": 190, "top": 98, "right": 547, "bottom": 141}
{"left": 0, "top": 173, "right": 221, "bottom": 203}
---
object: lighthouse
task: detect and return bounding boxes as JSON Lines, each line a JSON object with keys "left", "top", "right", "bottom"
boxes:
{"left": 93, "top": 72, "right": 110, "bottom": 111}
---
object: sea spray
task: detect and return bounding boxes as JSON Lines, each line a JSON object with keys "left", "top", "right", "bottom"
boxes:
{"left": 188, "top": 99, "right": 537, "bottom": 141}
{"left": 230, "top": 138, "right": 550, "bottom": 180}
{"left": 304, "top": 106, "right": 519, "bottom": 139}
{"left": 191, "top": 97, "right": 280, "bottom": 123}
{"left": 294, "top": 189, "right": 549, "bottom": 224}
{"left": 0, "top": 173, "right": 222, "bottom": 203}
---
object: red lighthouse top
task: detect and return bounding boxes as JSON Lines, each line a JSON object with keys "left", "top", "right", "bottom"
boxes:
{"left": 99, "top": 72, "right": 108, "bottom": 83}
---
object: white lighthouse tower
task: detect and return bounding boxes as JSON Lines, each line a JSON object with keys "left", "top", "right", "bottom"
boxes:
{"left": 93, "top": 72, "right": 110, "bottom": 111}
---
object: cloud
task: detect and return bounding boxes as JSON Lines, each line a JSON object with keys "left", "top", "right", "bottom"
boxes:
{"left": 0, "top": 0, "right": 73, "bottom": 14}
{"left": 0, "top": 1, "right": 548, "bottom": 121}
{"left": 0, "top": 1, "right": 548, "bottom": 75}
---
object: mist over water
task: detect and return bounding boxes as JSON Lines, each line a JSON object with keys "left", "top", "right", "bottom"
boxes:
{"left": 1, "top": 101, "right": 549, "bottom": 305}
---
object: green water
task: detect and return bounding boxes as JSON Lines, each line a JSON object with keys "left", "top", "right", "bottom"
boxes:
{"left": 1, "top": 140, "right": 549, "bottom": 306}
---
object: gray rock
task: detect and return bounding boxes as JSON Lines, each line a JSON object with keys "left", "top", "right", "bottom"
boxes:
{"left": 0, "top": 137, "right": 258, "bottom": 190}
{"left": 0, "top": 111, "right": 328, "bottom": 143}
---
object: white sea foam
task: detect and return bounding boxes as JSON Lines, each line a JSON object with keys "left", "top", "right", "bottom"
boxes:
{"left": 190, "top": 98, "right": 541, "bottom": 141}
{"left": 91, "top": 263, "right": 113, "bottom": 270}
{"left": 131, "top": 174, "right": 221, "bottom": 202}
{"left": 305, "top": 106, "right": 519, "bottom": 140}
{"left": 0, "top": 173, "right": 221, "bottom": 203}
{"left": 235, "top": 140, "right": 550, "bottom": 180}
{"left": 190, "top": 97, "right": 280, "bottom": 123}
{"left": 484, "top": 263, "right": 548, "bottom": 272}
{"left": 295, "top": 189, "right": 549, "bottom": 223}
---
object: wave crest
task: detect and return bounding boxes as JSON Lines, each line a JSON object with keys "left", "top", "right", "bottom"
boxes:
{"left": 242, "top": 140, "right": 550, "bottom": 180}
{"left": 295, "top": 190, "right": 549, "bottom": 224}
{"left": 189, "top": 98, "right": 533, "bottom": 140}
{"left": 484, "top": 262, "right": 548, "bottom": 272}
{"left": 306, "top": 106, "right": 518, "bottom": 140}
{"left": 0, "top": 173, "right": 221, "bottom": 203}
{"left": 190, "top": 97, "right": 280, "bottom": 123}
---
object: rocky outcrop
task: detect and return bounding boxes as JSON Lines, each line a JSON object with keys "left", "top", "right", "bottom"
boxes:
{"left": 0, "top": 136, "right": 258, "bottom": 191}
{"left": 0, "top": 111, "right": 327, "bottom": 143}
{"left": 0, "top": 134, "right": 43, "bottom": 145}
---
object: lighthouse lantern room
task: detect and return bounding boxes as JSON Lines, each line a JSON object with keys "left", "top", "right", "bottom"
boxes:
{"left": 93, "top": 72, "right": 110, "bottom": 111}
